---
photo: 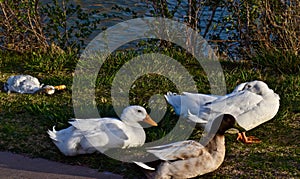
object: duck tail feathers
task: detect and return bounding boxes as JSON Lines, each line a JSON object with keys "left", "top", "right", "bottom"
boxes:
{"left": 134, "top": 161, "right": 155, "bottom": 170}
{"left": 47, "top": 126, "right": 60, "bottom": 142}
{"left": 164, "top": 92, "right": 178, "bottom": 104}
{"left": 164, "top": 92, "right": 182, "bottom": 115}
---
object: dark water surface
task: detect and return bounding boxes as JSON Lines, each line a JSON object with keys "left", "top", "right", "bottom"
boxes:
{"left": 51, "top": 0, "right": 235, "bottom": 55}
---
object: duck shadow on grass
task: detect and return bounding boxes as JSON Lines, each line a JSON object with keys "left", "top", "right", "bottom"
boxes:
{"left": 0, "top": 81, "right": 6, "bottom": 93}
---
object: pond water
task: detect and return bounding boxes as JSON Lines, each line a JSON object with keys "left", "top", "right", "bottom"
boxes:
{"left": 69, "top": 0, "right": 229, "bottom": 35}
{"left": 55, "top": 0, "right": 236, "bottom": 55}
{"left": 67, "top": 0, "right": 149, "bottom": 32}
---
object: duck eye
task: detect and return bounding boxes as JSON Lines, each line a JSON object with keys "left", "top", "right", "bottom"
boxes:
{"left": 247, "top": 85, "right": 251, "bottom": 88}
{"left": 137, "top": 109, "right": 142, "bottom": 113}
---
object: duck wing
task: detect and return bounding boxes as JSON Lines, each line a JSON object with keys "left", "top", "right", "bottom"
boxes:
{"left": 164, "top": 82, "right": 248, "bottom": 117}
{"left": 165, "top": 92, "right": 219, "bottom": 116}
{"left": 135, "top": 140, "right": 205, "bottom": 171}
{"left": 202, "top": 90, "right": 265, "bottom": 130}
{"left": 203, "top": 90, "right": 262, "bottom": 116}
{"left": 69, "top": 118, "right": 129, "bottom": 152}
{"left": 147, "top": 140, "right": 204, "bottom": 161}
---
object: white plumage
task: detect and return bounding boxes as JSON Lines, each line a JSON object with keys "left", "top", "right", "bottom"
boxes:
{"left": 48, "top": 105, "right": 157, "bottom": 156}
{"left": 165, "top": 80, "right": 280, "bottom": 143}
{"left": 4, "top": 75, "right": 44, "bottom": 94}
{"left": 164, "top": 82, "right": 247, "bottom": 118}
{"left": 4, "top": 75, "right": 65, "bottom": 95}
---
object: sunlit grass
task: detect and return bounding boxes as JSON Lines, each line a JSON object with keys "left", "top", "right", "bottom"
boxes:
{"left": 0, "top": 50, "right": 299, "bottom": 178}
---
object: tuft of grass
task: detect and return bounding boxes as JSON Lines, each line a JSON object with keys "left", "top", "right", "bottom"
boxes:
{"left": 252, "top": 50, "right": 300, "bottom": 75}
{"left": 0, "top": 50, "right": 299, "bottom": 178}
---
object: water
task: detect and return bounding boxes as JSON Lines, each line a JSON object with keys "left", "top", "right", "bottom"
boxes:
{"left": 70, "top": 0, "right": 148, "bottom": 27}
{"left": 67, "top": 1, "right": 230, "bottom": 33}
{"left": 57, "top": 0, "right": 237, "bottom": 56}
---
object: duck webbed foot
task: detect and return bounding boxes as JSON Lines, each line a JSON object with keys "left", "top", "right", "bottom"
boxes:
{"left": 236, "top": 132, "right": 261, "bottom": 144}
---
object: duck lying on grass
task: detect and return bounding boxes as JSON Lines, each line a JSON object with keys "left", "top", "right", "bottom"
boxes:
{"left": 135, "top": 114, "right": 237, "bottom": 179}
{"left": 48, "top": 105, "right": 157, "bottom": 156}
{"left": 165, "top": 80, "right": 280, "bottom": 144}
{"left": 4, "top": 75, "right": 66, "bottom": 95}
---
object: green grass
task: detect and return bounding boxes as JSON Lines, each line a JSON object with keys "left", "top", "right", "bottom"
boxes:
{"left": 0, "top": 50, "right": 299, "bottom": 178}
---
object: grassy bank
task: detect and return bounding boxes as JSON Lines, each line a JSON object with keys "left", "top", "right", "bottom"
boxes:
{"left": 0, "top": 51, "right": 299, "bottom": 178}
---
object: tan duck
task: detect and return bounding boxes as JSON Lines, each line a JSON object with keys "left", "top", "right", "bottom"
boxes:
{"left": 135, "top": 114, "right": 237, "bottom": 179}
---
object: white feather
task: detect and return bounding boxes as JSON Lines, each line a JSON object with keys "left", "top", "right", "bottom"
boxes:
{"left": 4, "top": 75, "right": 56, "bottom": 94}
{"left": 47, "top": 105, "right": 157, "bottom": 156}
{"left": 165, "top": 80, "right": 280, "bottom": 131}
{"left": 133, "top": 161, "right": 155, "bottom": 170}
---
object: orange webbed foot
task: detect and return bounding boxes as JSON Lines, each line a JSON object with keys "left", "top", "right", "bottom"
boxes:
{"left": 237, "top": 132, "right": 261, "bottom": 144}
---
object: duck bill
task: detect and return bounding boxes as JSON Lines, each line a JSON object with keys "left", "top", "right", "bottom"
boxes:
{"left": 54, "top": 85, "right": 66, "bottom": 90}
{"left": 143, "top": 114, "right": 158, "bottom": 126}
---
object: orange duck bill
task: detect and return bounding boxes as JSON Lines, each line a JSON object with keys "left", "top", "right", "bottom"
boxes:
{"left": 54, "top": 85, "right": 67, "bottom": 90}
{"left": 143, "top": 114, "right": 158, "bottom": 126}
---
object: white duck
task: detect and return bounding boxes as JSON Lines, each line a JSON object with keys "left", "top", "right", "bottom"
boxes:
{"left": 135, "top": 114, "right": 238, "bottom": 178}
{"left": 48, "top": 105, "right": 157, "bottom": 156}
{"left": 165, "top": 80, "right": 280, "bottom": 143}
{"left": 4, "top": 75, "right": 66, "bottom": 95}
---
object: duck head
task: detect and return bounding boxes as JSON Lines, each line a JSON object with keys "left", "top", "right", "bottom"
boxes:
{"left": 242, "top": 80, "right": 272, "bottom": 96}
{"left": 121, "top": 106, "right": 158, "bottom": 126}
{"left": 42, "top": 85, "right": 55, "bottom": 95}
{"left": 200, "top": 114, "right": 237, "bottom": 145}
{"left": 206, "top": 114, "right": 236, "bottom": 135}
{"left": 216, "top": 114, "right": 237, "bottom": 135}
{"left": 41, "top": 84, "right": 66, "bottom": 95}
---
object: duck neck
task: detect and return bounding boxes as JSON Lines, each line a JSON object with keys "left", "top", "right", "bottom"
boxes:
{"left": 122, "top": 118, "right": 146, "bottom": 146}
{"left": 206, "top": 134, "right": 226, "bottom": 165}
{"left": 122, "top": 117, "right": 143, "bottom": 128}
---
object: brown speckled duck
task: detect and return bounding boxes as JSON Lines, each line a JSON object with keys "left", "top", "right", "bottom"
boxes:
{"left": 135, "top": 114, "right": 238, "bottom": 179}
